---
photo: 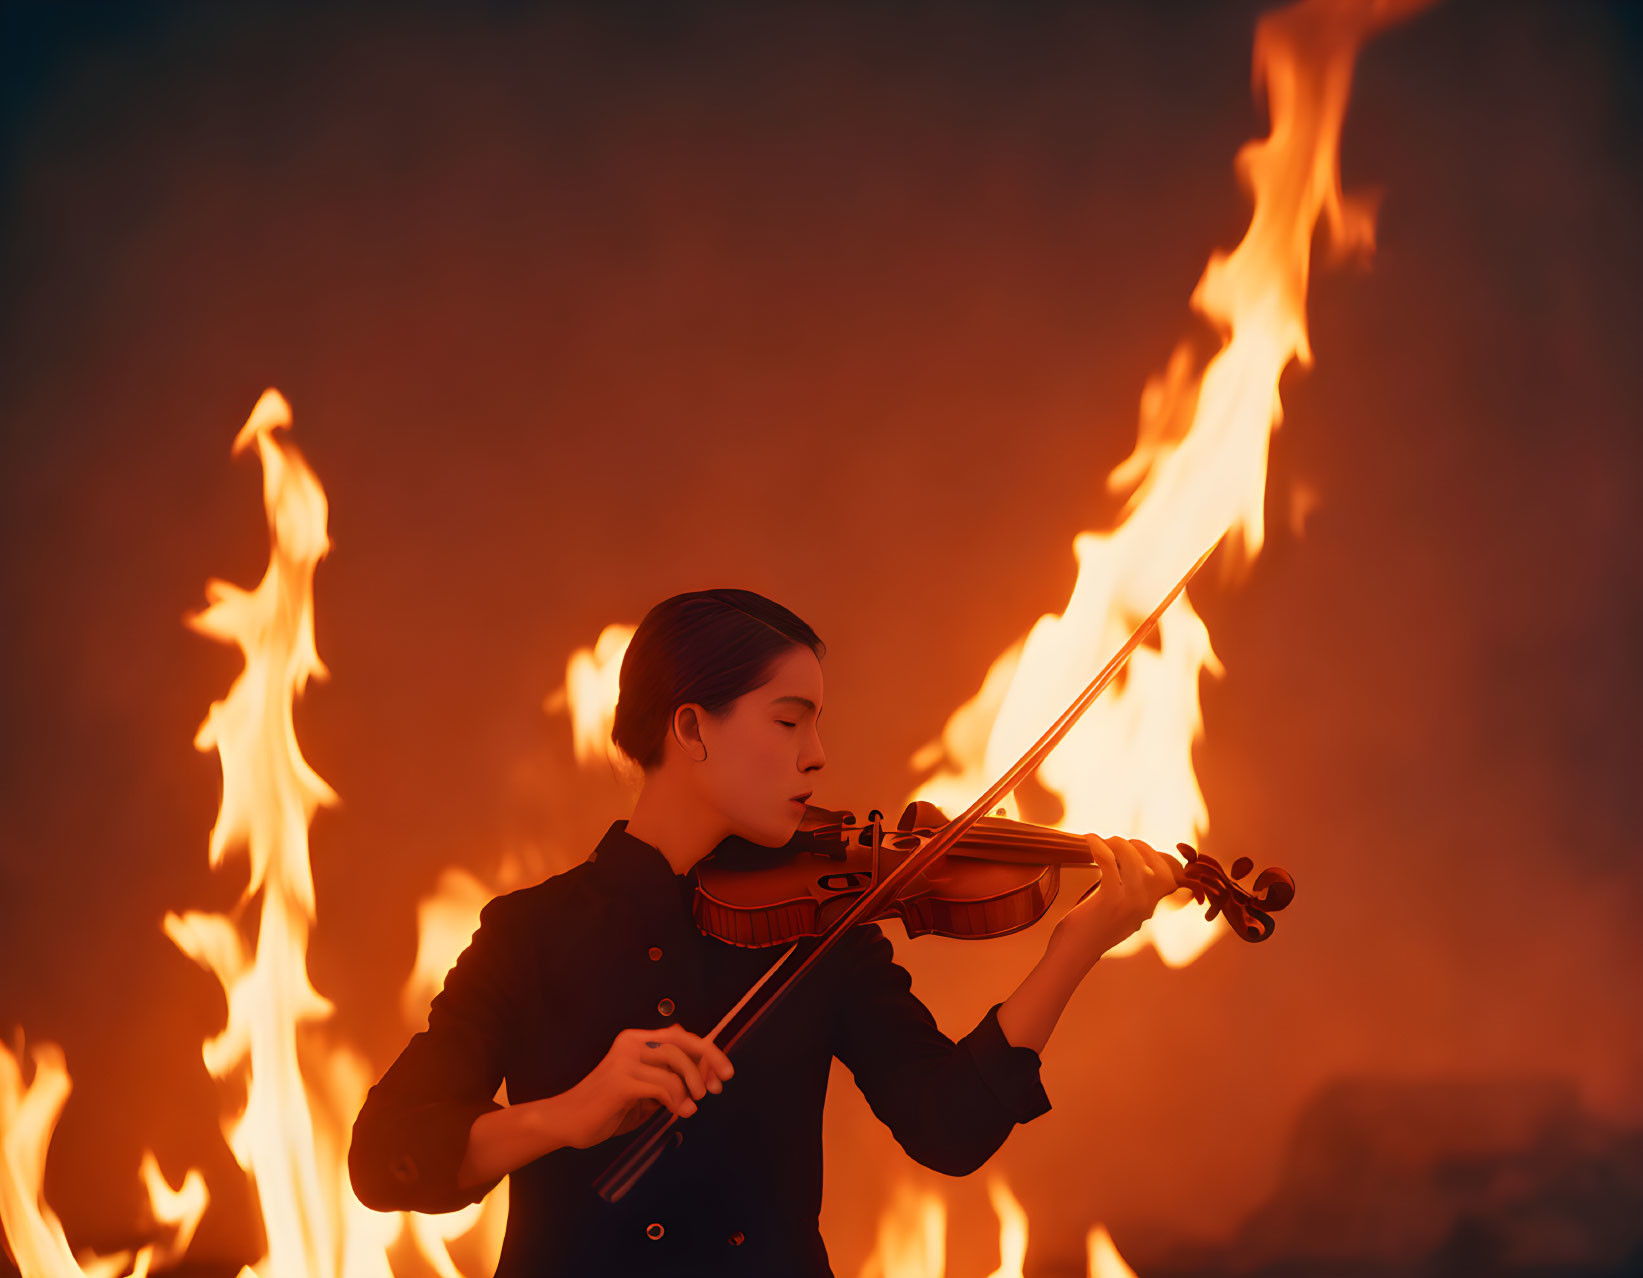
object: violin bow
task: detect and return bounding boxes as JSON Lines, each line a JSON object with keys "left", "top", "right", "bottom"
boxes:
{"left": 594, "top": 535, "right": 1224, "bottom": 1203}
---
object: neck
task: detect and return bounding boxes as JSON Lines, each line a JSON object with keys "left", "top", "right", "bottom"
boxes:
{"left": 624, "top": 769, "right": 730, "bottom": 876}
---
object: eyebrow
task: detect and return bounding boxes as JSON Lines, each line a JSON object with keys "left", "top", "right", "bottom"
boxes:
{"left": 770, "top": 696, "right": 822, "bottom": 716}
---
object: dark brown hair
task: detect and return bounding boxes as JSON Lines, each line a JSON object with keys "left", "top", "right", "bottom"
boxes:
{"left": 611, "top": 589, "right": 826, "bottom": 773}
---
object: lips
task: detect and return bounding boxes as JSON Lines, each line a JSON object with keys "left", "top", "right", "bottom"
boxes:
{"left": 790, "top": 792, "right": 813, "bottom": 805}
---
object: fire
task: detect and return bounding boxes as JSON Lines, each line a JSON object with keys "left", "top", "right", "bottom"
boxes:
{"left": 161, "top": 389, "right": 511, "bottom": 1278}
{"left": 161, "top": 388, "right": 344, "bottom": 1276}
{"left": 0, "top": 389, "right": 515, "bottom": 1278}
{"left": 905, "top": 0, "right": 1430, "bottom": 968}
{"left": 0, "top": 1034, "right": 205, "bottom": 1278}
{"left": 854, "top": 1176, "right": 1141, "bottom": 1278}
{"left": 857, "top": 1181, "right": 947, "bottom": 1278}
{"left": 983, "top": 1177, "right": 1028, "bottom": 1278}
{"left": 1086, "top": 1223, "right": 1140, "bottom": 1278}
{"left": 542, "top": 621, "right": 638, "bottom": 773}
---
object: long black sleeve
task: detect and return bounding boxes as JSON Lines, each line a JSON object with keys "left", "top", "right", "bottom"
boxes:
{"left": 348, "top": 894, "right": 528, "bottom": 1213}
{"left": 831, "top": 923, "right": 1052, "bottom": 1176}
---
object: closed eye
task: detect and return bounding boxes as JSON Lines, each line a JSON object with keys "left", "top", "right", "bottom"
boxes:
{"left": 776, "top": 720, "right": 796, "bottom": 728}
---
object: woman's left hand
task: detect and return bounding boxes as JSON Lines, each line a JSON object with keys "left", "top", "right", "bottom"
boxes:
{"left": 1049, "top": 833, "right": 1190, "bottom": 969}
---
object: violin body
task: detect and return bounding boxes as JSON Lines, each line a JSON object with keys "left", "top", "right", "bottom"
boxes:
{"left": 693, "top": 800, "right": 1293, "bottom": 949}
{"left": 697, "top": 801, "right": 1093, "bottom": 948}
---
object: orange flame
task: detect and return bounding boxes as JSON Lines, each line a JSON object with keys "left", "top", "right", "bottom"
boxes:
{"left": 162, "top": 388, "right": 342, "bottom": 1275}
{"left": 982, "top": 1176, "right": 1028, "bottom": 1278}
{"left": 163, "top": 390, "right": 506, "bottom": 1277}
{"left": 1087, "top": 1222, "right": 1141, "bottom": 1278}
{"left": 907, "top": 0, "right": 1430, "bottom": 968}
{"left": 855, "top": 1175, "right": 1144, "bottom": 1278}
{"left": 543, "top": 621, "right": 637, "bottom": 774}
{"left": 857, "top": 1181, "right": 947, "bottom": 1278}
{"left": 0, "top": 1035, "right": 205, "bottom": 1278}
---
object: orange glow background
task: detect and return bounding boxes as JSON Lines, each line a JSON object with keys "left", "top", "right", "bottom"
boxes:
{"left": 2, "top": 1, "right": 1639, "bottom": 1273}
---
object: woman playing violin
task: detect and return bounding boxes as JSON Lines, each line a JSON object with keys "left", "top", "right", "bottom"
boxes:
{"left": 348, "top": 588, "right": 1190, "bottom": 1276}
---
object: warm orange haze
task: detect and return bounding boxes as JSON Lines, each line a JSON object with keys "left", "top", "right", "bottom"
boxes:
{"left": 2, "top": 0, "right": 1640, "bottom": 1275}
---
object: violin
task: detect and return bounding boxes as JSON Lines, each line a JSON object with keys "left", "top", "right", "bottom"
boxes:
{"left": 695, "top": 799, "right": 1295, "bottom": 948}
{"left": 594, "top": 797, "right": 1295, "bottom": 1204}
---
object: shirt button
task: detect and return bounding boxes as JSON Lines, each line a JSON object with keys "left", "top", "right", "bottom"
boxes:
{"left": 728, "top": 1230, "right": 746, "bottom": 1246}
{"left": 648, "top": 946, "right": 664, "bottom": 961}
{"left": 646, "top": 1222, "right": 665, "bottom": 1240}
{"left": 657, "top": 997, "right": 676, "bottom": 1017}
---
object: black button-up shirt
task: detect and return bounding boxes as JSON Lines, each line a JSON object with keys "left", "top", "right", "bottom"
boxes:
{"left": 348, "top": 820, "right": 1052, "bottom": 1276}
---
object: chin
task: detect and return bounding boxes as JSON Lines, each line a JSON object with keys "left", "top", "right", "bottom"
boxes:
{"left": 738, "top": 813, "right": 798, "bottom": 849}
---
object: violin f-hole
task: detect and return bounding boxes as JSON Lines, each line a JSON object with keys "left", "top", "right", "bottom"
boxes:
{"left": 818, "top": 871, "right": 872, "bottom": 893}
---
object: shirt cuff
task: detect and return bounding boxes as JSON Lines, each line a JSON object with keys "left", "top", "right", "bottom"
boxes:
{"left": 962, "top": 1002, "right": 1052, "bottom": 1124}
{"left": 353, "top": 1096, "right": 505, "bottom": 1214}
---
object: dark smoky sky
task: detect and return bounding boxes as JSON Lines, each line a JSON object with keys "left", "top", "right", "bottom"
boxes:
{"left": 1, "top": 0, "right": 1639, "bottom": 1273}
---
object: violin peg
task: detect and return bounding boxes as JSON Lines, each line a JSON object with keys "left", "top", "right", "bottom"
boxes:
{"left": 1176, "top": 842, "right": 1198, "bottom": 862}
{"left": 1230, "top": 856, "right": 1253, "bottom": 880}
{"left": 1252, "top": 867, "right": 1297, "bottom": 911}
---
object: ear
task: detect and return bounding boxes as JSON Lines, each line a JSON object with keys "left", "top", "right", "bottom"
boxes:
{"left": 671, "top": 703, "right": 709, "bottom": 763}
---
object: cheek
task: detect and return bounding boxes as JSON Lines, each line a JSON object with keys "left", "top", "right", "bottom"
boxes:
{"left": 706, "top": 730, "right": 783, "bottom": 800}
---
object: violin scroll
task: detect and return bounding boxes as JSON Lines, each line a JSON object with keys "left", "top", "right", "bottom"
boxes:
{"left": 1172, "top": 842, "right": 1295, "bottom": 943}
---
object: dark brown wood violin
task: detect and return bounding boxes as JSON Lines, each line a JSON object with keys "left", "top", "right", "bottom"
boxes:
{"left": 595, "top": 537, "right": 1296, "bottom": 1204}
{"left": 695, "top": 798, "right": 1294, "bottom": 947}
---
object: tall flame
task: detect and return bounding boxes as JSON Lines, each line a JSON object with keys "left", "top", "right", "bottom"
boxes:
{"left": 162, "top": 388, "right": 341, "bottom": 1275}
{"left": 0, "top": 389, "right": 513, "bottom": 1276}
{"left": 162, "top": 390, "right": 506, "bottom": 1277}
{"left": 907, "top": 0, "right": 1429, "bottom": 968}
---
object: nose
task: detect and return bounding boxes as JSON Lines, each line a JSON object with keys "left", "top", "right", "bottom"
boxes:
{"left": 802, "top": 724, "right": 826, "bottom": 773}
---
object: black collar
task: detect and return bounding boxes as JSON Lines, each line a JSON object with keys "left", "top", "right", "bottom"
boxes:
{"left": 588, "top": 819, "right": 700, "bottom": 924}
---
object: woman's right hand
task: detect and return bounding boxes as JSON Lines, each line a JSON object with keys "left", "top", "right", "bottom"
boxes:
{"left": 556, "top": 1024, "right": 735, "bottom": 1150}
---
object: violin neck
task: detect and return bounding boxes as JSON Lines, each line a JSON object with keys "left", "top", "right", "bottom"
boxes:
{"left": 951, "top": 818, "right": 1095, "bottom": 867}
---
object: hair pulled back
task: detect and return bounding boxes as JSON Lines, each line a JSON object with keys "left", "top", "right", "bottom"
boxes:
{"left": 611, "top": 588, "right": 826, "bottom": 773}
